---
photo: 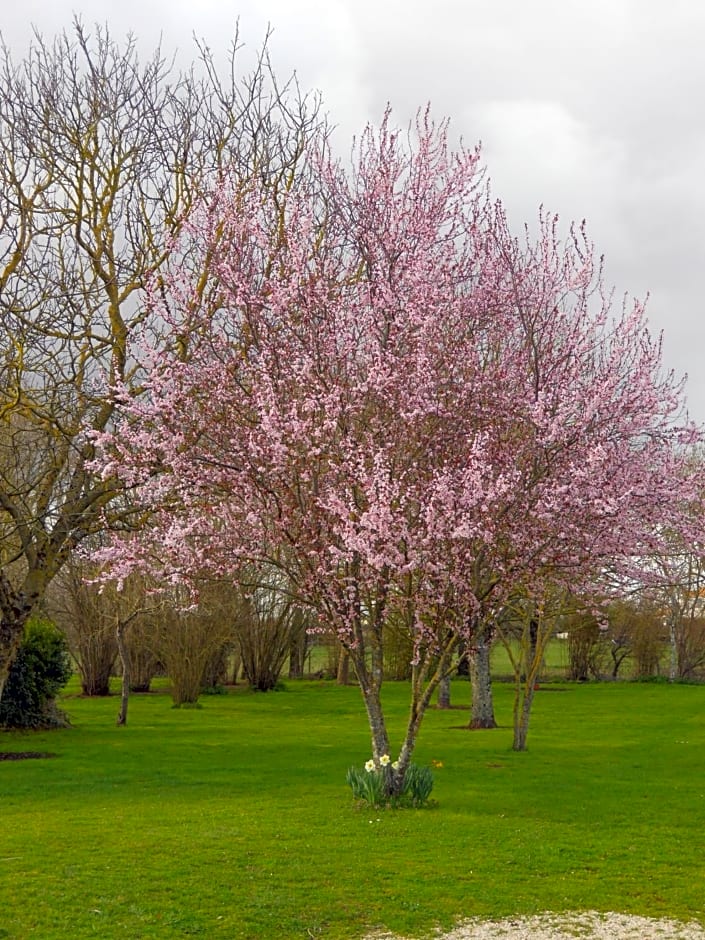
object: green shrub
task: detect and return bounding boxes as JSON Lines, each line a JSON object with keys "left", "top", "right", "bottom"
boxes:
{"left": 0, "top": 617, "right": 72, "bottom": 729}
{"left": 346, "top": 758, "right": 434, "bottom": 808}
{"left": 346, "top": 763, "right": 389, "bottom": 807}
{"left": 398, "top": 762, "right": 434, "bottom": 805}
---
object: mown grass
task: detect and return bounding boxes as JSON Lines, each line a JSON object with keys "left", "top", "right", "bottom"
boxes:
{"left": 490, "top": 636, "right": 569, "bottom": 678}
{"left": 1, "top": 678, "right": 704, "bottom": 939}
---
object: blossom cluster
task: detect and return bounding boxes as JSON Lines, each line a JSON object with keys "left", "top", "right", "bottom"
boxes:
{"left": 365, "top": 755, "right": 399, "bottom": 772}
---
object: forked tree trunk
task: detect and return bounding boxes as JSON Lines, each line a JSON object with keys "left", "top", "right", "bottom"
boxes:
{"left": 508, "top": 603, "right": 555, "bottom": 751}
{"left": 351, "top": 631, "right": 458, "bottom": 798}
{"left": 468, "top": 628, "right": 497, "bottom": 729}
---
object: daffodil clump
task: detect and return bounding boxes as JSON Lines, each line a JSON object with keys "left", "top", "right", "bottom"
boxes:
{"left": 346, "top": 755, "right": 434, "bottom": 808}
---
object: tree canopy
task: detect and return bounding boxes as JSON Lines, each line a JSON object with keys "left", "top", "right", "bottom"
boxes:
{"left": 94, "top": 109, "right": 703, "bottom": 788}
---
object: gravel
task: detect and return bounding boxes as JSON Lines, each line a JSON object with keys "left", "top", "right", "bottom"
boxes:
{"left": 365, "top": 912, "right": 705, "bottom": 940}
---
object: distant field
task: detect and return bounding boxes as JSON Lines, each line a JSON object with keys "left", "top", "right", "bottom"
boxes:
{"left": 490, "top": 637, "right": 570, "bottom": 679}
{"left": 1, "top": 678, "right": 704, "bottom": 939}
{"left": 305, "top": 637, "right": 670, "bottom": 682}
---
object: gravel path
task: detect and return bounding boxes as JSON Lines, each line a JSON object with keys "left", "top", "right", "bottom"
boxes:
{"left": 365, "top": 912, "right": 705, "bottom": 939}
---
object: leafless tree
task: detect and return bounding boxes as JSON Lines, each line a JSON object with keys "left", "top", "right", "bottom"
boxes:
{"left": 0, "top": 19, "right": 323, "bottom": 700}
{"left": 233, "top": 569, "right": 310, "bottom": 691}
{"left": 155, "top": 585, "right": 235, "bottom": 707}
{"left": 47, "top": 557, "right": 118, "bottom": 695}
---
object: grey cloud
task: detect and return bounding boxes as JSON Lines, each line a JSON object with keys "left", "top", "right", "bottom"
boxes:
{"left": 2, "top": 0, "right": 704, "bottom": 420}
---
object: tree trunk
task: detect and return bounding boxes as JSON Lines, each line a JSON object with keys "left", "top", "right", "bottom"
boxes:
{"left": 231, "top": 650, "right": 241, "bottom": 684}
{"left": 288, "top": 630, "right": 305, "bottom": 679}
{"left": 348, "top": 618, "right": 458, "bottom": 800}
{"left": 668, "top": 614, "right": 678, "bottom": 682}
{"left": 0, "top": 618, "right": 25, "bottom": 704}
{"left": 358, "top": 677, "right": 391, "bottom": 761}
{"left": 0, "top": 588, "right": 40, "bottom": 704}
{"left": 116, "top": 620, "right": 130, "bottom": 726}
{"left": 0, "top": 568, "right": 52, "bottom": 703}
{"left": 512, "top": 682, "right": 536, "bottom": 751}
{"left": 468, "top": 629, "right": 497, "bottom": 729}
{"left": 337, "top": 647, "right": 350, "bottom": 685}
{"left": 437, "top": 675, "right": 451, "bottom": 708}
{"left": 525, "top": 617, "right": 538, "bottom": 678}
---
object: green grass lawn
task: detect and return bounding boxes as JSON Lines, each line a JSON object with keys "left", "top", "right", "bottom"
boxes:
{"left": 1, "top": 678, "right": 704, "bottom": 939}
{"left": 489, "top": 637, "right": 568, "bottom": 679}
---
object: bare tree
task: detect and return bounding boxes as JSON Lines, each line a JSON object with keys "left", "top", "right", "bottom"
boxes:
{"left": 0, "top": 20, "right": 322, "bottom": 700}
{"left": 565, "top": 610, "right": 608, "bottom": 682}
{"left": 121, "top": 609, "right": 161, "bottom": 693}
{"left": 155, "top": 586, "right": 235, "bottom": 707}
{"left": 497, "top": 588, "right": 576, "bottom": 751}
{"left": 603, "top": 601, "right": 634, "bottom": 678}
{"left": 233, "top": 570, "right": 309, "bottom": 692}
{"left": 47, "top": 557, "right": 118, "bottom": 695}
{"left": 657, "top": 554, "right": 705, "bottom": 679}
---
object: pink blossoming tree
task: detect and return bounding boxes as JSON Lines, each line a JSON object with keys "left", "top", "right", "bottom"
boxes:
{"left": 96, "top": 109, "right": 701, "bottom": 791}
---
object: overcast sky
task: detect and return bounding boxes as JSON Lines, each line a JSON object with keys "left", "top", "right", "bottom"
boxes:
{"left": 4, "top": 0, "right": 705, "bottom": 422}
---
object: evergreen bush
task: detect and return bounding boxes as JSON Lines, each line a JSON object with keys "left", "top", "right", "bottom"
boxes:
{"left": 0, "top": 617, "right": 72, "bottom": 729}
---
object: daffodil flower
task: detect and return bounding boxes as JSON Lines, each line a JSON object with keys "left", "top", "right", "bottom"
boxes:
{"left": 365, "top": 759, "right": 375, "bottom": 772}
{"left": 380, "top": 754, "right": 390, "bottom": 766}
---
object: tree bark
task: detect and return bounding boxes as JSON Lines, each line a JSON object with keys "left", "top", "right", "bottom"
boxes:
{"left": 116, "top": 619, "right": 130, "bottom": 726}
{"left": 512, "top": 682, "right": 536, "bottom": 751}
{"left": 0, "top": 616, "right": 26, "bottom": 704}
{"left": 668, "top": 612, "right": 678, "bottom": 682}
{"left": 437, "top": 675, "right": 451, "bottom": 708}
{"left": 467, "top": 627, "right": 497, "bottom": 729}
{"left": 0, "top": 570, "right": 47, "bottom": 703}
{"left": 356, "top": 670, "right": 391, "bottom": 762}
{"left": 337, "top": 647, "right": 350, "bottom": 685}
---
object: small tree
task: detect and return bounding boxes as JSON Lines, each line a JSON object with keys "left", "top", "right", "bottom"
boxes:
{"left": 496, "top": 590, "right": 565, "bottom": 751}
{"left": 604, "top": 600, "right": 635, "bottom": 678}
{"left": 96, "top": 107, "right": 702, "bottom": 792}
{"left": 233, "top": 570, "right": 309, "bottom": 691}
